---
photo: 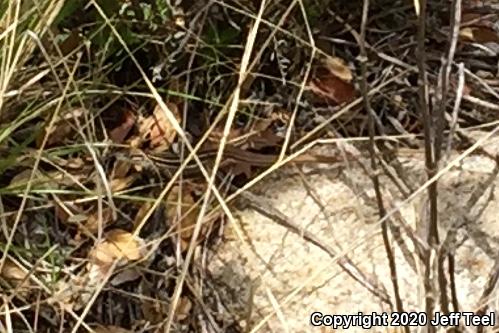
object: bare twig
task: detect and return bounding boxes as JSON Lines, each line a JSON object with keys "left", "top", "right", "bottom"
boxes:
{"left": 357, "top": 0, "right": 406, "bottom": 326}
{"left": 445, "top": 62, "right": 465, "bottom": 158}
{"left": 415, "top": 0, "right": 439, "bottom": 330}
{"left": 436, "top": 0, "right": 463, "bottom": 320}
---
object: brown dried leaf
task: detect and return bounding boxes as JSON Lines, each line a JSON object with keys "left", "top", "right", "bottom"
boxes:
{"left": 1, "top": 259, "right": 27, "bottom": 281}
{"left": 133, "top": 201, "right": 154, "bottom": 230}
{"left": 112, "top": 158, "right": 132, "bottom": 179}
{"left": 42, "top": 124, "right": 72, "bottom": 147}
{"left": 140, "top": 281, "right": 167, "bottom": 323}
{"left": 84, "top": 207, "right": 114, "bottom": 234}
{"left": 109, "top": 110, "right": 136, "bottom": 144}
{"left": 459, "top": 27, "right": 474, "bottom": 41}
{"left": 55, "top": 202, "right": 71, "bottom": 223}
{"left": 0, "top": 259, "right": 31, "bottom": 297}
{"left": 459, "top": 27, "right": 499, "bottom": 44}
{"left": 110, "top": 268, "right": 141, "bottom": 286}
{"left": 89, "top": 229, "right": 144, "bottom": 266}
{"left": 9, "top": 169, "right": 54, "bottom": 190}
{"left": 52, "top": 156, "right": 85, "bottom": 169}
{"left": 55, "top": 202, "right": 85, "bottom": 227}
{"left": 449, "top": 76, "right": 472, "bottom": 96}
{"left": 324, "top": 56, "right": 353, "bottom": 83}
{"left": 139, "top": 102, "right": 181, "bottom": 152}
{"left": 166, "top": 186, "right": 203, "bottom": 252}
{"left": 38, "top": 108, "right": 85, "bottom": 147}
{"left": 110, "top": 175, "right": 137, "bottom": 193}
{"left": 175, "top": 297, "right": 193, "bottom": 321}
{"left": 309, "top": 57, "right": 357, "bottom": 105}
{"left": 309, "top": 71, "right": 357, "bottom": 105}
{"left": 59, "top": 29, "right": 82, "bottom": 56}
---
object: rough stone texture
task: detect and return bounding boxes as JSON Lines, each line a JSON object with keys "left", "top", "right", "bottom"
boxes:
{"left": 208, "top": 135, "right": 499, "bottom": 332}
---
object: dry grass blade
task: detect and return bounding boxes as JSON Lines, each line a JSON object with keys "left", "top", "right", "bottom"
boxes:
{"left": 164, "top": 1, "right": 267, "bottom": 331}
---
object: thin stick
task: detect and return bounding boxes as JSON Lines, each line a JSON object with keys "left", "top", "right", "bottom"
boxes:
{"left": 358, "top": 0, "right": 406, "bottom": 325}
{"left": 416, "top": 0, "right": 439, "bottom": 330}
{"left": 163, "top": 2, "right": 266, "bottom": 331}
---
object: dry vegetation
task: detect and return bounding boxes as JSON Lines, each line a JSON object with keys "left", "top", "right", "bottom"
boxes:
{"left": 0, "top": 0, "right": 498, "bottom": 332}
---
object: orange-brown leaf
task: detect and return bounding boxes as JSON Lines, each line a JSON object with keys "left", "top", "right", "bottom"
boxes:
{"left": 89, "top": 229, "right": 144, "bottom": 266}
{"left": 309, "top": 69, "right": 357, "bottom": 105}
{"left": 309, "top": 57, "right": 357, "bottom": 105}
{"left": 460, "top": 27, "right": 499, "bottom": 44}
{"left": 109, "top": 110, "right": 136, "bottom": 144}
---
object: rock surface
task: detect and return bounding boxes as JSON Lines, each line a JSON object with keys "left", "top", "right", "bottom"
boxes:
{"left": 209, "top": 135, "right": 499, "bottom": 332}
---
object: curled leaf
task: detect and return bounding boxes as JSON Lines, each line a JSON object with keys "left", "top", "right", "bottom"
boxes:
{"left": 1, "top": 259, "right": 27, "bottom": 281}
{"left": 459, "top": 27, "right": 499, "bottom": 44}
{"left": 324, "top": 56, "right": 353, "bottom": 83}
{"left": 309, "top": 56, "right": 357, "bottom": 105}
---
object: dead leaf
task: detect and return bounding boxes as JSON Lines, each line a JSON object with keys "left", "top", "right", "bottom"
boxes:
{"left": 139, "top": 102, "right": 181, "bottom": 152}
{"left": 459, "top": 27, "right": 499, "bottom": 44}
{"left": 309, "top": 57, "right": 357, "bottom": 105}
{"left": 67, "top": 214, "right": 87, "bottom": 224}
{"left": 133, "top": 201, "right": 154, "bottom": 230}
{"left": 84, "top": 207, "right": 114, "bottom": 234}
{"left": 166, "top": 186, "right": 204, "bottom": 252}
{"left": 1, "top": 259, "right": 27, "bottom": 281}
{"left": 462, "top": 12, "right": 482, "bottom": 26}
{"left": 59, "top": 29, "right": 82, "bottom": 56}
{"left": 110, "top": 268, "right": 141, "bottom": 286}
{"left": 38, "top": 108, "right": 85, "bottom": 147}
{"left": 1, "top": 259, "right": 31, "bottom": 296}
{"left": 309, "top": 71, "right": 357, "bottom": 105}
{"left": 324, "top": 56, "right": 353, "bottom": 83}
{"left": 109, "top": 110, "right": 136, "bottom": 144}
{"left": 140, "top": 281, "right": 167, "bottom": 323}
{"left": 9, "top": 169, "right": 54, "bottom": 190}
{"left": 449, "top": 76, "right": 472, "bottom": 96}
{"left": 55, "top": 202, "right": 71, "bottom": 223}
{"left": 53, "top": 156, "right": 85, "bottom": 169}
{"left": 49, "top": 278, "right": 79, "bottom": 311}
{"left": 459, "top": 27, "right": 475, "bottom": 41}
{"left": 175, "top": 297, "right": 193, "bottom": 321}
{"left": 89, "top": 229, "right": 145, "bottom": 266}
{"left": 112, "top": 158, "right": 132, "bottom": 179}
{"left": 110, "top": 175, "right": 137, "bottom": 193}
